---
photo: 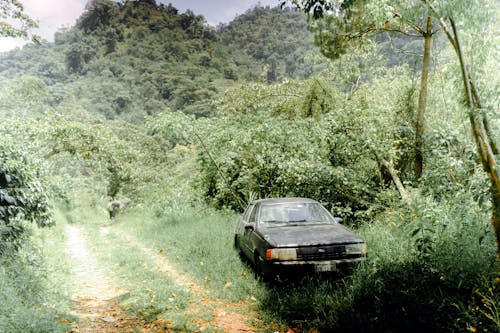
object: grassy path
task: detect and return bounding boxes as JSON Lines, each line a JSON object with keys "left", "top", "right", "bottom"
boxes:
{"left": 65, "top": 221, "right": 258, "bottom": 332}
{"left": 65, "top": 224, "right": 141, "bottom": 332}
{"left": 115, "top": 229, "right": 255, "bottom": 332}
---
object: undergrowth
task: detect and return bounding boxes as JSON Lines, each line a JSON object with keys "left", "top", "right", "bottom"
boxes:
{"left": 115, "top": 208, "right": 260, "bottom": 299}
{"left": 0, "top": 210, "right": 73, "bottom": 333}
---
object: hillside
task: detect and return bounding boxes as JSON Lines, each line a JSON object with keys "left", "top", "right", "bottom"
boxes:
{"left": 219, "top": 5, "right": 322, "bottom": 81}
{"left": 0, "top": 1, "right": 318, "bottom": 120}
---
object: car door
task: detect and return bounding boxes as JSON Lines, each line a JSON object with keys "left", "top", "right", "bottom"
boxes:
{"left": 240, "top": 203, "right": 258, "bottom": 259}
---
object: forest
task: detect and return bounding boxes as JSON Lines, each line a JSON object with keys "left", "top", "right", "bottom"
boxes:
{"left": 0, "top": 0, "right": 499, "bottom": 332}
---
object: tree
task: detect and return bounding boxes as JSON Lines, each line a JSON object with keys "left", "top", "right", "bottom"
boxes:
{"left": 283, "top": 0, "right": 435, "bottom": 183}
{"left": 0, "top": 0, "right": 38, "bottom": 41}
{"left": 77, "top": 0, "right": 119, "bottom": 32}
{"left": 45, "top": 118, "right": 134, "bottom": 198}
{"left": 424, "top": 1, "right": 500, "bottom": 267}
{"left": 0, "top": 0, "right": 49, "bottom": 253}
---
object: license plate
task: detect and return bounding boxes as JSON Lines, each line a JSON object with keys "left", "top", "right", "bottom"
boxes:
{"left": 315, "top": 262, "right": 336, "bottom": 272}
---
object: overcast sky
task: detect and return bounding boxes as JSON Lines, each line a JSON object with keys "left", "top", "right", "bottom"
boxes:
{"left": 0, "top": 0, "right": 279, "bottom": 52}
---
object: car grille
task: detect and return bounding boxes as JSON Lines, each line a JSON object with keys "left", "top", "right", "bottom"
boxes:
{"left": 297, "top": 245, "right": 350, "bottom": 260}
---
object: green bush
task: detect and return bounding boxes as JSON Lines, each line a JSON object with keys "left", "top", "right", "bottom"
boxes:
{"left": 0, "top": 144, "right": 53, "bottom": 253}
{"left": 196, "top": 111, "right": 392, "bottom": 222}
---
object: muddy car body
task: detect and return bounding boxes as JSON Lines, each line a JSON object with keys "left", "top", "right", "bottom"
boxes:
{"left": 234, "top": 198, "right": 367, "bottom": 276}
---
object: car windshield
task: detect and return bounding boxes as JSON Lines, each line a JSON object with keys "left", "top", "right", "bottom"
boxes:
{"left": 259, "top": 202, "right": 335, "bottom": 226}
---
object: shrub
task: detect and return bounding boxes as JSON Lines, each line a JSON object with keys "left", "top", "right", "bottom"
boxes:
{"left": 0, "top": 144, "right": 53, "bottom": 253}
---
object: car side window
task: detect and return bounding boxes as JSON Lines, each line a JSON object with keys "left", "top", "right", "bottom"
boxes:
{"left": 242, "top": 204, "right": 255, "bottom": 222}
{"left": 248, "top": 204, "right": 258, "bottom": 224}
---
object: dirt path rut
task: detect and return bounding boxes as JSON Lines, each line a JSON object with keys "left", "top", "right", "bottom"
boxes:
{"left": 65, "top": 224, "right": 131, "bottom": 332}
{"left": 117, "top": 230, "right": 256, "bottom": 332}
{"left": 65, "top": 224, "right": 256, "bottom": 332}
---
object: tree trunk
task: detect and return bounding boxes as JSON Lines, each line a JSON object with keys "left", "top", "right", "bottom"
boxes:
{"left": 493, "top": 185, "right": 500, "bottom": 269}
{"left": 470, "top": 81, "right": 499, "bottom": 155}
{"left": 415, "top": 16, "right": 433, "bottom": 181}
{"left": 371, "top": 147, "right": 411, "bottom": 204}
{"left": 446, "top": 18, "right": 500, "bottom": 268}
{"left": 381, "top": 158, "right": 411, "bottom": 204}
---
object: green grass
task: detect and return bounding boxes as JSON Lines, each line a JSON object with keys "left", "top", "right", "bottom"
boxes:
{"left": 74, "top": 215, "right": 218, "bottom": 331}
{"left": 0, "top": 208, "right": 74, "bottom": 333}
{"left": 106, "top": 207, "right": 281, "bottom": 331}
{"left": 118, "top": 209, "right": 262, "bottom": 300}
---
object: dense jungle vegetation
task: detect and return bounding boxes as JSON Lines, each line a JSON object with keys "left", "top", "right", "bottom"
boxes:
{"left": 0, "top": 0, "right": 499, "bottom": 332}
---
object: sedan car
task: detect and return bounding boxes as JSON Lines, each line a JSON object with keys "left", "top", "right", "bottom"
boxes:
{"left": 234, "top": 198, "right": 367, "bottom": 277}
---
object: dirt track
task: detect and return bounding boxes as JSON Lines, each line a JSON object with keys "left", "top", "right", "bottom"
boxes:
{"left": 65, "top": 224, "right": 256, "bottom": 332}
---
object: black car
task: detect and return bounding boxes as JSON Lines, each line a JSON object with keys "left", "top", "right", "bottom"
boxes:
{"left": 234, "top": 198, "right": 367, "bottom": 277}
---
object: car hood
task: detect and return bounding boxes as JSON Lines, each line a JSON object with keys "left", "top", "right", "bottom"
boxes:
{"left": 257, "top": 224, "right": 364, "bottom": 247}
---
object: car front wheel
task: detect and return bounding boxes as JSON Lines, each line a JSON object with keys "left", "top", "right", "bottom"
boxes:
{"left": 234, "top": 235, "right": 240, "bottom": 250}
{"left": 254, "top": 252, "right": 275, "bottom": 281}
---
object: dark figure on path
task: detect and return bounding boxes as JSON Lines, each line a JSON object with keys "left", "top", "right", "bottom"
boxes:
{"left": 107, "top": 199, "right": 124, "bottom": 220}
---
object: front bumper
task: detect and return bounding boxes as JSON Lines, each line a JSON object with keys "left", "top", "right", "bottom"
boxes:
{"left": 261, "top": 257, "right": 366, "bottom": 274}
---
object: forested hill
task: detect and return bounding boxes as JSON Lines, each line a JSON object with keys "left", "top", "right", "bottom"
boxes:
{"left": 0, "top": 1, "right": 319, "bottom": 120}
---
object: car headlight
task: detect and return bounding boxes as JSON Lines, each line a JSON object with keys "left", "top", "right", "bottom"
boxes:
{"left": 266, "top": 248, "right": 297, "bottom": 260}
{"left": 345, "top": 243, "right": 368, "bottom": 255}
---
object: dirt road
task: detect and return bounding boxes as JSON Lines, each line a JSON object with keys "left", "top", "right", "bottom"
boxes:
{"left": 65, "top": 224, "right": 256, "bottom": 332}
{"left": 65, "top": 224, "right": 135, "bottom": 332}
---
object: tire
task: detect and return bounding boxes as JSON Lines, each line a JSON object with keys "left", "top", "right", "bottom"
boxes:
{"left": 252, "top": 252, "right": 262, "bottom": 277}
{"left": 234, "top": 235, "right": 239, "bottom": 249}
{"left": 254, "top": 252, "right": 274, "bottom": 282}
{"left": 235, "top": 236, "right": 248, "bottom": 264}
{"left": 234, "top": 235, "right": 244, "bottom": 254}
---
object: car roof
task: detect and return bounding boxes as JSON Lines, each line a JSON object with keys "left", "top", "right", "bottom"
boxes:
{"left": 251, "top": 197, "right": 319, "bottom": 205}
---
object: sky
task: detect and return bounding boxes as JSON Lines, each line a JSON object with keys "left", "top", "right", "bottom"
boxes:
{"left": 0, "top": 0, "right": 279, "bottom": 52}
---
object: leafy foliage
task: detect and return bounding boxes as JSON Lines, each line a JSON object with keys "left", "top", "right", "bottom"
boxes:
{"left": 43, "top": 114, "right": 161, "bottom": 199}
{"left": 0, "top": 144, "right": 53, "bottom": 252}
{"left": 191, "top": 66, "right": 421, "bottom": 220}
{"left": 0, "top": 0, "right": 38, "bottom": 40}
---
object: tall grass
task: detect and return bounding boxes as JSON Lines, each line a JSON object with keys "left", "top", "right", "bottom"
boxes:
{"left": 0, "top": 208, "right": 73, "bottom": 333}
{"left": 104, "top": 205, "right": 282, "bottom": 330}
{"left": 115, "top": 207, "right": 264, "bottom": 303}
{"left": 53, "top": 179, "right": 498, "bottom": 333}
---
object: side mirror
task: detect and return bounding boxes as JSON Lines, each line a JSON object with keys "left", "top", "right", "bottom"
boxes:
{"left": 334, "top": 217, "right": 343, "bottom": 224}
{"left": 244, "top": 224, "right": 255, "bottom": 231}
